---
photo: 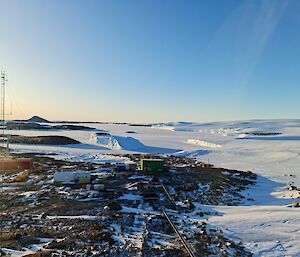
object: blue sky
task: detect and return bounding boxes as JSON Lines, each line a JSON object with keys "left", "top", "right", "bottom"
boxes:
{"left": 0, "top": 0, "right": 299, "bottom": 122}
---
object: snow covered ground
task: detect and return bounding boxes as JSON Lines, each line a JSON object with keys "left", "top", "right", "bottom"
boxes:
{"left": 7, "top": 119, "right": 300, "bottom": 256}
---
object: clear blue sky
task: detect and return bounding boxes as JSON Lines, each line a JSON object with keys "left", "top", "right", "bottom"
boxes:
{"left": 0, "top": 0, "right": 299, "bottom": 122}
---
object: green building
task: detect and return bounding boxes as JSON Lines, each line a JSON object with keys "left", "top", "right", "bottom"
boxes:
{"left": 140, "top": 159, "right": 165, "bottom": 172}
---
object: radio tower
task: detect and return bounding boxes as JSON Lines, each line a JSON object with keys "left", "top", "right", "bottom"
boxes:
{"left": 0, "top": 70, "right": 5, "bottom": 251}
{"left": 0, "top": 71, "right": 7, "bottom": 154}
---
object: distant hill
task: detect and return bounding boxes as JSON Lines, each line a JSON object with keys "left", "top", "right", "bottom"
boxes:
{"left": 53, "top": 124, "right": 96, "bottom": 130}
{"left": 27, "top": 116, "right": 50, "bottom": 123}
{"left": 0, "top": 135, "right": 80, "bottom": 145}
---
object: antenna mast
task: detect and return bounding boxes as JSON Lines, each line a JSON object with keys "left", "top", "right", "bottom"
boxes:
{"left": 1, "top": 71, "right": 7, "bottom": 153}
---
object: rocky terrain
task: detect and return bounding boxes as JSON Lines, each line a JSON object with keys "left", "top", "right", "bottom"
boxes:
{"left": 7, "top": 116, "right": 97, "bottom": 131}
{"left": 1, "top": 135, "right": 81, "bottom": 145}
{"left": 0, "top": 152, "right": 255, "bottom": 256}
{"left": 6, "top": 122, "right": 96, "bottom": 131}
{"left": 52, "top": 125, "right": 96, "bottom": 131}
{"left": 6, "top": 122, "right": 51, "bottom": 131}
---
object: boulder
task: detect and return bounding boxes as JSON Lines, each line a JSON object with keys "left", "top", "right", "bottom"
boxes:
{"left": 107, "top": 202, "right": 122, "bottom": 211}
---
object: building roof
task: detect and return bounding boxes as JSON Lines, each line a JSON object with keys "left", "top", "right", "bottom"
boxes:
{"left": 141, "top": 159, "right": 164, "bottom": 162}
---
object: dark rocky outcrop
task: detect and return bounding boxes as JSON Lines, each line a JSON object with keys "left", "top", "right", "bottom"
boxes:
{"left": 27, "top": 116, "right": 50, "bottom": 123}
{"left": 107, "top": 202, "right": 122, "bottom": 211}
{"left": 53, "top": 125, "right": 96, "bottom": 131}
{"left": 4, "top": 135, "right": 81, "bottom": 145}
{"left": 6, "top": 122, "right": 95, "bottom": 131}
{"left": 96, "top": 132, "right": 110, "bottom": 136}
{"left": 6, "top": 122, "right": 51, "bottom": 130}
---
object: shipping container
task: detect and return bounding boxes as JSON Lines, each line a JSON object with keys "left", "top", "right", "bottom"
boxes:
{"left": 140, "top": 159, "right": 165, "bottom": 172}
{"left": 54, "top": 171, "right": 91, "bottom": 184}
{"left": 0, "top": 158, "right": 32, "bottom": 172}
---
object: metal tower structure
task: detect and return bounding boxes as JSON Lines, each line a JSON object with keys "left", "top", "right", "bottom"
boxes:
{"left": 0, "top": 71, "right": 7, "bottom": 152}
{"left": 0, "top": 70, "right": 4, "bottom": 252}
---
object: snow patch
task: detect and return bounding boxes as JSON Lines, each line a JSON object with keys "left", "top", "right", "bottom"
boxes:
{"left": 187, "top": 139, "right": 222, "bottom": 148}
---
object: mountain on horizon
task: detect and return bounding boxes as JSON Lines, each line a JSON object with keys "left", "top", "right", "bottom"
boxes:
{"left": 27, "top": 116, "right": 50, "bottom": 123}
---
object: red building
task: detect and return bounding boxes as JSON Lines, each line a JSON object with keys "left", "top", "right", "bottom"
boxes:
{"left": 0, "top": 158, "right": 32, "bottom": 172}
